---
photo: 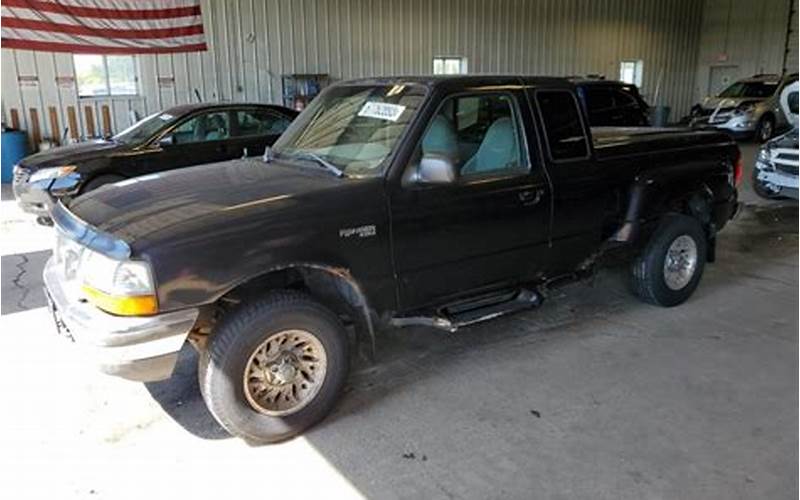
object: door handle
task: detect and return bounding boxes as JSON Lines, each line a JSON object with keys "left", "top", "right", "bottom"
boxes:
{"left": 518, "top": 188, "right": 544, "bottom": 206}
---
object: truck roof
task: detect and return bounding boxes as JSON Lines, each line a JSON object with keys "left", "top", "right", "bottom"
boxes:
{"left": 340, "top": 75, "right": 576, "bottom": 90}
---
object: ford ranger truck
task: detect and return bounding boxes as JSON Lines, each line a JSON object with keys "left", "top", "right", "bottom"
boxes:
{"left": 44, "top": 76, "right": 741, "bottom": 443}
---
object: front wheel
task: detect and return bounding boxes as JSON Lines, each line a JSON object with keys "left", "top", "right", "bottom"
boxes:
{"left": 199, "top": 291, "right": 350, "bottom": 444}
{"left": 631, "top": 214, "right": 707, "bottom": 307}
{"left": 755, "top": 115, "right": 775, "bottom": 143}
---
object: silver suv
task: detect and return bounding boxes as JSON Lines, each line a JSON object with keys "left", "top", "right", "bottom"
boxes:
{"left": 690, "top": 73, "right": 798, "bottom": 142}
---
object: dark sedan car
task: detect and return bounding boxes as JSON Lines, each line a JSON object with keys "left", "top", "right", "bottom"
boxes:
{"left": 13, "top": 102, "right": 297, "bottom": 224}
{"left": 571, "top": 78, "right": 651, "bottom": 127}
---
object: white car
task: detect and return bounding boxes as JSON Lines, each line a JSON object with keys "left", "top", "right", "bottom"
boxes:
{"left": 752, "top": 81, "right": 799, "bottom": 199}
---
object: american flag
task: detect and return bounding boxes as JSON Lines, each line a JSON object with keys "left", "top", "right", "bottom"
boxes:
{"left": 1, "top": 0, "right": 207, "bottom": 54}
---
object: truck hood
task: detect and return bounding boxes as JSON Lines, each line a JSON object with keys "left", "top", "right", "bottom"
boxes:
{"left": 19, "top": 139, "right": 132, "bottom": 169}
{"left": 67, "top": 158, "right": 348, "bottom": 245}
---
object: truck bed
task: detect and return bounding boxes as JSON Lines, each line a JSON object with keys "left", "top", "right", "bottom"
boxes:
{"left": 591, "top": 126, "right": 734, "bottom": 160}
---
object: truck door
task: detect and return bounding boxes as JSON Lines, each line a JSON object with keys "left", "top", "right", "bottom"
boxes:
{"left": 528, "top": 88, "right": 614, "bottom": 275}
{"left": 389, "top": 90, "right": 552, "bottom": 310}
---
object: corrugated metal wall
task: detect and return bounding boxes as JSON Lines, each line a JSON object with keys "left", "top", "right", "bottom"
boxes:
{"left": 0, "top": 0, "right": 769, "bottom": 146}
{"left": 786, "top": 1, "right": 798, "bottom": 73}
{"left": 694, "top": 0, "right": 795, "bottom": 100}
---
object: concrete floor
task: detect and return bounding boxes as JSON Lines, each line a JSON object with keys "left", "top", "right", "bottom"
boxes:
{"left": 0, "top": 143, "right": 796, "bottom": 499}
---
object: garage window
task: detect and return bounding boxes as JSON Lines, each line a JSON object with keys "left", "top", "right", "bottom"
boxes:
{"left": 74, "top": 54, "right": 138, "bottom": 97}
{"left": 619, "top": 60, "right": 643, "bottom": 88}
{"left": 433, "top": 56, "right": 467, "bottom": 75}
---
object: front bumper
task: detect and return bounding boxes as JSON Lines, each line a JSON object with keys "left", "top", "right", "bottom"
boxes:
{"left": 43, "top": 256, "right": 199, "bottom": 382}
{"left": 690, "top": 114, "right": 757, "bottom": 137}
{"left": 755, "top": 168, "right": 799, "bottom": 199}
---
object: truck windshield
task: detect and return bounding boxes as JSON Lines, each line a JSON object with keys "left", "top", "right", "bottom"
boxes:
{"left": 718, "top": 81, "right": 778, "bottom": 98}
{"left": 113, "top": 112, "right": 177, "bottom": 144}
{"left": 272, "top": 84, "right": 427, "bottom": 177}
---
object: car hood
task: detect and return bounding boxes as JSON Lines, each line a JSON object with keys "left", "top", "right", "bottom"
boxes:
{"left": 767, "top": 128, "right": 799, "bottom": 150}
{"left": 699, "top": 96, "right": 762, "bottom": 110}
{"left": 19, "top": 139, "right": 132, "bottom": 169}
{"left": 67, "top": 158, "right": 351, "bottom": 246}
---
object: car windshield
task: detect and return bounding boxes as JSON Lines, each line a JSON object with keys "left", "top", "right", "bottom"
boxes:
{"left": 272, "top": 84, "right": 427, "bottom": 177}
{"left": 113, "top": 112, "right": 178, "bottom": 144}
{"left": 718, "top": 81, "right": 778, "bottom": 98}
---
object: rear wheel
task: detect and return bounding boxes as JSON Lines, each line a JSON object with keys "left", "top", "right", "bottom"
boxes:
{"left": 631, "top": 214, "right": 707, "bottom": 307}
{"left": 199, "top": 291, "right": 350, "bottom": 444}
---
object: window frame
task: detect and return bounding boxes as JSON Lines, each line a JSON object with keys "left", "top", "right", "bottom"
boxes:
{"left": 433, "top": 56, "right": 468, "bottom": 75}
{"left": 74, "top": 54, "right": 139, "bottom": 98}
{"left": 533, "top": 88, "right": 592, "bottom": 164}
{"left": 619, "top": 60, "right": 643, "bottom": 88}
{"left": 410, "top": 90, "right": 533, "bottom": 185}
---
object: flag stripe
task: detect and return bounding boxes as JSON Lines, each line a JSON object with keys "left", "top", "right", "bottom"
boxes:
{"left": 2, "top": 27, "right": 205, "bottom": 47}
{"left": 3, "top": 17, "right": 204, "bottom": 39}
{"left": 2, "top": 0, "right": 201, "bottom": 20}
{"left": 1, "top": 38, "right": 207, "bottom": 54}
{"left": 1, "top": 7, "right": 202, "bottom": 30}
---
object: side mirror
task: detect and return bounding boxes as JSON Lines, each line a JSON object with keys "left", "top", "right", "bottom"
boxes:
{"left": 158, "top": 135, "right": 175, "bottom": 147}
{"left": 417, "top": 155, "right": 457, "bottom": 185}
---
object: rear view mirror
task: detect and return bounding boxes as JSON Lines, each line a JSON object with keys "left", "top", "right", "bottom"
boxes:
{"left": 417, "top": 156, "right": 457, "bottom": 185}
{"left": 158, "top": 135, "right": 175, "bottom": 147}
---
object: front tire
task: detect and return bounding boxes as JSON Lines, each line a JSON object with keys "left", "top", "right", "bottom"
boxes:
{"left": 755, "top": 115, "right": 775, "bottom": 143}
{"left": 199, "top": 291, "right": 350, "bottom": 444}
{"left": 631, "top": 214, "right": 707, "bottom": 307}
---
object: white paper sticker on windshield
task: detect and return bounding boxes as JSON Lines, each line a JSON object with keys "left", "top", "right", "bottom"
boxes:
{"left": 357, "top": 102, "right": 406, "bottom": 122}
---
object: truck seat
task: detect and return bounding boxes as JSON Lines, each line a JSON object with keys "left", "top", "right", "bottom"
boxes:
{"left": 461, "top": 117, "right": 519, "bottom": 175}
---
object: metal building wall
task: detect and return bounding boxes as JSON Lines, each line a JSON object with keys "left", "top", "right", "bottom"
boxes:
{"left": 694, "top": 0, "right": 795, "bottom": 101}
{"left": 3, "top": 0, "right": 705, "bottom": 144}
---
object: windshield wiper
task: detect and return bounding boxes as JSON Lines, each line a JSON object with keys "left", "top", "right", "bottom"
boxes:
{"left": 288, "top": 151, "right": 345, "bottom": 178}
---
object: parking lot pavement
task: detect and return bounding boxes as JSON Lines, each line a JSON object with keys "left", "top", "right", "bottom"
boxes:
{"left": 1, "top": 143, "right": 797, "bottom": 500}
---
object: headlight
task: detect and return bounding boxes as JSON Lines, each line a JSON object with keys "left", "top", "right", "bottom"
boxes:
{"left": 29, "top": 165, "right": 77, "bottom": 183}
{"left": 79, "top": 250, "right": 158, "bottom": 316}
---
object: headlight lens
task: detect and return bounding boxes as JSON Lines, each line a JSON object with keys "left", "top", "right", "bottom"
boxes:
{"left": 79, "top": 250, "right": 158, "bottom": 316}
{"left": 29, "top": 165, "right": 76, "bottom": 183}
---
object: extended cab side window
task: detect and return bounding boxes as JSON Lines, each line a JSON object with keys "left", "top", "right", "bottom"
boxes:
{"left": 535, "top": 90, "right": 589, "bottom": 161}
{"left": 417, "top": 93, "right": 528, "bottom": 178}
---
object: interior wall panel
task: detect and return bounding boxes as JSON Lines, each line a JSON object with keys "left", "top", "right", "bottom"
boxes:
{"left": 2, "top": 0, "right": 791, "bottom": 144}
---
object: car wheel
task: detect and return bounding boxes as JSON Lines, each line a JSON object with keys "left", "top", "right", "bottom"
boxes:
{"left": 199, "top": 291, "right": 350, "bottom": 444}
{"left": 751, "top": 167, "right": 782, "bottom": 199}
{"left": 81, "top": 174, "right": 125, "bottom": 194}
{"left": 631, "top": 214, "right": 707, "bottom": 307}
{"left": 755, "top": 115, "right": 775, "bottom": 143}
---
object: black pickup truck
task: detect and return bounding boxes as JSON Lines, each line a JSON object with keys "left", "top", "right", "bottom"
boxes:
{"left": 43, "top": 76, "right": 741, "bottom": 443}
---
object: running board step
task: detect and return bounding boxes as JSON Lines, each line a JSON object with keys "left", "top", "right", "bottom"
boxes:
{"left": 391, "top": 289, "right": 543, "bottom": 332}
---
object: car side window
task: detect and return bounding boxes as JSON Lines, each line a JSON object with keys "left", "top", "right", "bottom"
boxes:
{"left": 585, "top": 88, "right": 615, "bottom": 113}
{"left": 170, "top": 111, "right": 231, "bottom": 144}
{"left": 236, "top": 109, "right": 291, "bottom": 137}
{"left": 535, "top": 90, "right": 589, "bottom": 161}
{"left": 612, "top": 88, "right": 639, "bottom": 109}
{"left": 417, "top": 93, "right": 528, "bottom": 178}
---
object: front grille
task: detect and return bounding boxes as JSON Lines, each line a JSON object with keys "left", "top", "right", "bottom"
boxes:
{"left": 13, "top": 165, "right": 30, "bottom": 184}
{"left": 775, "top": 163, "right": 799, "bottom": 175}
{"left": 776, "top": 152, "right": 799, "bottom": 162}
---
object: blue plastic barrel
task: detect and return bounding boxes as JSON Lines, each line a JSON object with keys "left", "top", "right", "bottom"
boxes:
{"left": 1, "top": 131, "right": 29, "bottom": 183}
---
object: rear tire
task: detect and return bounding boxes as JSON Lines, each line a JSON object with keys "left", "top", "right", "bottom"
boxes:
{"left": 199, "top": 291, "right": 350, "bottom": 444}
{"left": 631, "top": 214, "right": 707, "bottom": 307}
